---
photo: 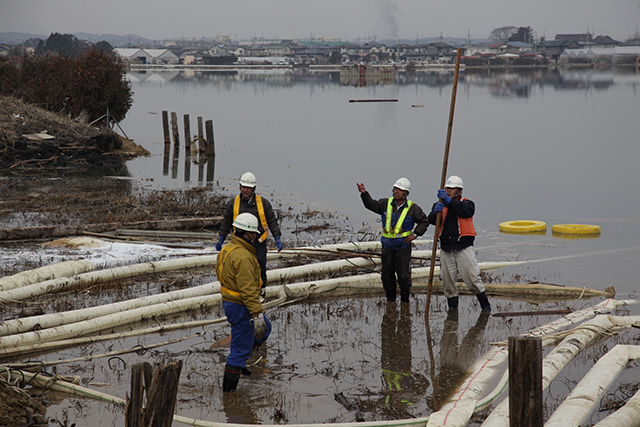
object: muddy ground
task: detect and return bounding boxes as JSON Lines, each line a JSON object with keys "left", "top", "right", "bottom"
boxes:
{"left": 1, "top": 98, "right": 638, "bottom": 426}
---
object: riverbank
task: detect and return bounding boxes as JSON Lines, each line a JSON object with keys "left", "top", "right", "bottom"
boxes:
{"left": 0, "top": 96, "right": 148, "bottom": 174}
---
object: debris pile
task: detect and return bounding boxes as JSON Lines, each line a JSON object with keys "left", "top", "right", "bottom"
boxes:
{"left": 0, "top": 96, "right": 148, "bottom": 173}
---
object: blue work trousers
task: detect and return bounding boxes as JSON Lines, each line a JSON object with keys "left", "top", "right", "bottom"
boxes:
{"left": 223, "top": 301, "right": 272, "bottom": 367}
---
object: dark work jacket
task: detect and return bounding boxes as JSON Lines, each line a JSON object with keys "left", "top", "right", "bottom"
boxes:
{"left": 428, "top": 197, "right": 476, "bottom": 252}
{"left": 361, "top": 192, "right": 429, "bottom": 251}
{"left": 220, "top": 194, "right": 281, "bottom": 239}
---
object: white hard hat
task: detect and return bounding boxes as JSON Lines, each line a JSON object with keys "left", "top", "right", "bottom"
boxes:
{"left": 232, "top": 213, "right": 259, "bottom": 233}
{"left": 393, "top": 177, "right": 411, "bottom": 193}
{"left": 239, "top": 171, "right": 257, "bottom": 188}
{"left": 445, "top": 175, "right": 464, "bottom": 189}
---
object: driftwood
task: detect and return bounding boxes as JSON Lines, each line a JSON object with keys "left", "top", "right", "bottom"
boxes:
{"left": 0, "top": 217, "right": 222, "bottom": 241}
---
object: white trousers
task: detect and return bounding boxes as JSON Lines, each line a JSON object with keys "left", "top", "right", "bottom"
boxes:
{"left": 439, "top": 246, "right": 486, "bottom": 299}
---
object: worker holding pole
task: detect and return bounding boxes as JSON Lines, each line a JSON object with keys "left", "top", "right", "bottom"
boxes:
{"left": 217, "top": 213, "right": 272, "bottom": 392}
{"left": 427, "top": 176, "right": 491, "bottom": 312}
{"left": 356, "top": 178, "right": 429, "bottom": 304}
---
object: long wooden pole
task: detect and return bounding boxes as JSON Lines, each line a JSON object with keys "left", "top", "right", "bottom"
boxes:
{"left": 425, "top": 48, "right": 463, "bottom": 318}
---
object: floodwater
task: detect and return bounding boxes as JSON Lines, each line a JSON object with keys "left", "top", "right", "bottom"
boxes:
{"left": 10, "top": 65, "right": 640, "bottom": 426}
{"left": 120, "top": 65, "right": 640, "bottom": 295}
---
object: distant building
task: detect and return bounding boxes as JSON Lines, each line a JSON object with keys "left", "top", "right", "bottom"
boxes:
{"left": 114, "top": 48, "right": 179, "bottom": 64}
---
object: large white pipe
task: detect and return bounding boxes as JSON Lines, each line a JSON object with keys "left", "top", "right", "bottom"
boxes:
{"left": 0, "top": 255, "right": 219, "bottom": 303}
{"left": 0, "top": 255, "right": 384, "bottom": 335}
{"left": 0, "top": 260, "right": 516, "bottom": 350}
{"left": 546, "top": 345, "right": 640, "bottom": 427}
{"left": 593, "top": 387, "right": 640, "bottom": 427}
{"left": 0, "top": 259, "right": 95, "bottom": 291}
{"left": 427, "top": 299, "right": 631, "bottom": 427}
{"left": 481, "top": 314, "right": 640, "bottom": 426}
{"left": 0, "top": 258, "right": 516, "bottom": 338}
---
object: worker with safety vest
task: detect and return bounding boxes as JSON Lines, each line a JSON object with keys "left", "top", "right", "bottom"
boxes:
{"left": 217, "top": 171, "right": 283, "bottom": 289}
{"left": 217, "top": 212, "right": 272, "bottom": 392}
{"left": 357, "top": 178, "right": 429, "bottom": 303}
{"left": 427, "top": 175, "right": 491, "bottom": 312}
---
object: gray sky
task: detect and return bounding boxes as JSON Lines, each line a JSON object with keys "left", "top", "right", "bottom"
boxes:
{"left": 1, "top": 0, "right": 639, "bottom": 42}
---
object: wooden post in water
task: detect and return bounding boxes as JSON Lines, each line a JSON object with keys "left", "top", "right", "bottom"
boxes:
{"left": 205, "top": 119, "right": 215, "bottom": 158}
{"left": 126, "top": 361, "right": 182, "bottom": 427}
{"left": 170, "top": 112, "right": 180, "bottom": 155}
{"left": 205, "top": 119, "right": 215, "bottom": 182}
{"left": 509, "top": 336, "right": 543, "bottom": 427}
{"left": 161, "top": 110, "right": 170, "bottom": 147}
{"left": 183, "top": 114, "right": 191, "bottom": 153}
{"left": 197, "top": 116, "right": 205, "bottom": 156}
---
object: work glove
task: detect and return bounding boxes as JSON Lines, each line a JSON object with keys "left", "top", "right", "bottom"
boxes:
{"left": 437, "top": 189, "right": 451, "bottom": 205}
{"left": 252, "top": 313, "right": 268, "bottom": 341}
{"left": 215, "top": 235, "right": 225, "bottom": 251}
{"left": 433, "top": 202, "right": 444, "bottom": 213}
{"left": 274, "top": 236, "right": 283, "bottom": 252}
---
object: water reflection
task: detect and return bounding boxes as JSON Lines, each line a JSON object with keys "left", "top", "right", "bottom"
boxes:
{"left": 128, "top": 66, "right": 638, "bottom": 97}
{"left": 222, "top": 390, "right": 260, "bottom": 424}
{"left": 162, "top": 120, "right": 215, "bottom": 183}
{"left": 429, "top": 310, "right": 490, "bottom": 411}
{"left": 380, "top": 303, "right": 429, "bottom": 417}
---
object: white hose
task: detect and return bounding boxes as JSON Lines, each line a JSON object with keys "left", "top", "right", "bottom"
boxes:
{"left": 0, "top": 259, "right": 95, "bottom": 291}
{"left": 593, "top": 386, "right": 640, "bottom": 427}
{"left": 481, "top": 314, "right": 640, "bottom": 426}
{"left": 546, "top": 345, "right": 640, "bottom": 427}
{"left": 428, "top": 299, "right": 631, "bottom": 427}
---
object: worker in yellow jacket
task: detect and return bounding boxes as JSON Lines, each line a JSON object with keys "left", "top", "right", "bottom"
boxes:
{"left": 216, "top": 212, "right": 272, "bottom": 392}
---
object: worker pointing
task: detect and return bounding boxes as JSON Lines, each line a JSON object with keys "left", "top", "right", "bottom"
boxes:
{"left": 357, "top": 178, "right": 429, "bottom": 303}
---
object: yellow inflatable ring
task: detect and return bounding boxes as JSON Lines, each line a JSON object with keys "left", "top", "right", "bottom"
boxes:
{"left": 499, "top": 220, "right": 546, "bottom": 234}
{"left": 551, "top": 224, "right": 601, "bottom": 235}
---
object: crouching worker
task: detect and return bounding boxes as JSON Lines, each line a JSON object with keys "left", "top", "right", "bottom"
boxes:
{"left": 216, "top": 212, "right": 272, "bottom": 392}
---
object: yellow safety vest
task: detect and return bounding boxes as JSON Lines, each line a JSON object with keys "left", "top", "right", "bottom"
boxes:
{"left": 382, "top": 199, "right": 413, "bottom": 238}
{"left": 233, "top": 195, "right": 269, "bottom": 243}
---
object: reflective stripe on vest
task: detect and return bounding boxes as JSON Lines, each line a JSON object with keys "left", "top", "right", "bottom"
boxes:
{"left": 382, "top": 198, "right": 413, "bottom": 238}
{"left": 440, "top": 197, "right": 477, "bottom": 237}
{"left": 233, "top": 195, "right": 269, "bottom": 243}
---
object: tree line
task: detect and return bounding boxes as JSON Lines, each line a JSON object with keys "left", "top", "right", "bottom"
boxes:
{"left": 0, "top": 33, "right": 132, "bottom": 124}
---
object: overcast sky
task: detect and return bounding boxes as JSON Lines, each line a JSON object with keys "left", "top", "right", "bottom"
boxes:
{"left": 2, "top": 0, "right": 639, "bottom": 42}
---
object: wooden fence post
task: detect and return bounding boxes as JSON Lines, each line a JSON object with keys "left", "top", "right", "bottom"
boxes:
{"left": 161, "top": 110, "right": 170, "bottom": 147}
{"left": 197, "top": 116, "right": 205, "bottom": 156}
{"left": 183, "top": 114, "right": 191, "bottom": 153}
{"left": 205, "top": 119, "right": 215, "bottom": 158}
{"left": 509, "top": 336, "right": 543, "bottom": 427}
{"left": 126, "top": 361, "right": 182, "bottom": 427}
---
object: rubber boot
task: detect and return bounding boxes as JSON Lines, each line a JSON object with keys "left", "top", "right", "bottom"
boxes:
{"left": 447, "top": 296, "right": 459, "bottom": 311}
{"left": 400, "top": 289, "right": 410, "bottom": 303}
{"left": 222, "top": 364, "right": 242, "bottom": 392}
{"left": 476, "top": 292, "right": 491, "bottom": 312}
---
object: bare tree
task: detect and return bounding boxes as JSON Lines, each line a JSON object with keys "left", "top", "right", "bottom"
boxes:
{"left": 489, "top": 26, "right": 518, "bottom": 43}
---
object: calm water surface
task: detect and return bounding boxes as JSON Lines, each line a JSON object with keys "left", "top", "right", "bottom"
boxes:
{"left": 121, "top": 66, "right": 640, "bottom": 299}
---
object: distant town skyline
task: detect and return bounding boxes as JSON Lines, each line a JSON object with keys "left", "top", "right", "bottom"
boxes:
{"left": 1, "top": 0, "right": 639, "bottom": 43}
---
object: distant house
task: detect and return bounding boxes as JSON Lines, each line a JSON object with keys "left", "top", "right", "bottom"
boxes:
{"left": 592, "top": 35, "right": 622, "bottom": 48}
{"left": 555, "top": 33, "right": 593, "bottom": 45}
{"left": 114, "top": 48, "right": 178, "bottom": 64}
{"left": 144, "top": 49, "right": 179, "bottom": 64}
{"left": 113, "top": 48, "right": 152, "bottom": 64}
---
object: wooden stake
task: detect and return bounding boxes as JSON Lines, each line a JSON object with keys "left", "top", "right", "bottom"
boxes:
{"left": 509, "top": 336, "right": 543, "bottom": 427}
{"left": 183, "top": 114, "right": 191, "bottom": 152}
{"left": 161, "top": 111, "right": 170, "bottom": 147}
{"left": 425, "top": 48, "right": 463, "bottom": 319}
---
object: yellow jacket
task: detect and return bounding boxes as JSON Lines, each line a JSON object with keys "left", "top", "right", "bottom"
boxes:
{"left": 216, "top": 235, "right": 263, "bottom": 317}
